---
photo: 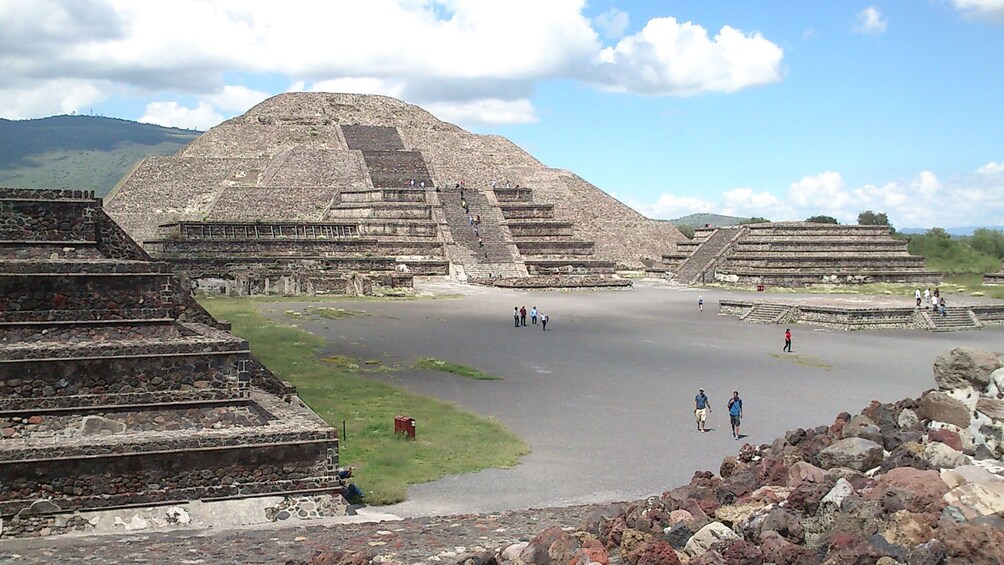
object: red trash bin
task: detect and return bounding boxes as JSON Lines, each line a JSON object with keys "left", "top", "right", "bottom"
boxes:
{"left": 394, "top": 415, "right": 416, "bottom": 439}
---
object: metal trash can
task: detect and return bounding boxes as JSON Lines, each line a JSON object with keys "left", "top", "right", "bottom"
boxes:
{"left": 394, "top": 415, "right": 416, "bottom": 439}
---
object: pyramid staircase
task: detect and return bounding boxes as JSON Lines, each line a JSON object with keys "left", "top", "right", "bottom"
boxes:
{"left": 740, "top": 303, "right": 797, "bottom": 324}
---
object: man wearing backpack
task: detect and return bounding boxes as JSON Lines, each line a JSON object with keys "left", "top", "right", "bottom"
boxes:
{"left": 728, "top": 391, "right": 743, "bottom": 440}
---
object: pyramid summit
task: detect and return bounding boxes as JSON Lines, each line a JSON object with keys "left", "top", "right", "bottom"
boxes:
{"left": 106, "top": 92, "right": 683, "bottom": 294}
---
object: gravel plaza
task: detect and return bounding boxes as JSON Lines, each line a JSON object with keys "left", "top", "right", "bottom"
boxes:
{"left": 268, "top": 280, "right": 1004, "bottom": 518}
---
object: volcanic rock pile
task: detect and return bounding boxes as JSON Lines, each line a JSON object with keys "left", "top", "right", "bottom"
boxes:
{"left": 308, "top": 347, "right": 1004, "bottom": 565}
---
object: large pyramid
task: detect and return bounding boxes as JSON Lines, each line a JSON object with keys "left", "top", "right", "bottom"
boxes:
{"left": 105, "top": 93, "right": 683, "bottom": 294}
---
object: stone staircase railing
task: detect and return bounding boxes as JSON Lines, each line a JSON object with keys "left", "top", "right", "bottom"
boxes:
{"left": 919, "top": 308, "right": 982, "bottom": 332}
{"left": 673, "top": 227, "right": 745, "bottom": 285}
{"left": 740, "top": 303, "right": 796, "bottom": 324}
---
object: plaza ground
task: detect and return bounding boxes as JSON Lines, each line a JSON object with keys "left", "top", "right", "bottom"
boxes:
{"left": 260, "top": 279, "right": 1004, "bottom": 517}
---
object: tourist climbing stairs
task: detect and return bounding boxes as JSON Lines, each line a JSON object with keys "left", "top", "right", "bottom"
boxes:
{"left": 740, "top": 303, "right": 795, "bottom": 324}
{"left": 673, "top": 227, "right": 745, "bottom": 285}
{"left": 440, "top": 185, "right": 522, "bottom": 279}
{"left": 921, "top": 308, "right": 982, "bottom": 332}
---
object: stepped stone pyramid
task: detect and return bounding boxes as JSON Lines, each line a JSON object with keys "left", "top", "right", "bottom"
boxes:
{"left": 0, "top": 189, "right": 345, "bottom": 538}
{"left": 662, "top": 221, "right": 942, "bottom": 287}
{"left": 105, "top": 93, "right": 683, "bottom": 294}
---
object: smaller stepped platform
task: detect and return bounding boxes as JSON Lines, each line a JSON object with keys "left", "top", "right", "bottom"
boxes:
{"left": 984, "top": 262, "right": 1004, "bottom": 285}
{"left": 665, "top": 222, "right": 942, "bottom": 287}
{"left": 720, "top": 298, "right": 1004, "bottom": 331}
{"left": 0, "top": 188, "right": 346, "bottom": 539}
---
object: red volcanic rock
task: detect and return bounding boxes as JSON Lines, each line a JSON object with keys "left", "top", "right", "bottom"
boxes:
{"left": 868, "top": 467, "right": 949, "bottom": 515}
{"left": 927, "top": 428, "right": 963, "bottom": 451}
{"left": 624, "top": 540, "right": 681, "bottom": 565}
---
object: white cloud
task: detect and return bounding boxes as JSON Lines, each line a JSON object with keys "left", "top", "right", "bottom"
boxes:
{"left": 629, "top": 193, "right": 717, "bottom": 219}
{"left": 0, "top": 1, "right": 784, "bottom": 126}
{"left": 0, "top": 78, "right": 106, "bottom": 119}
{"left": 854, "top": 7, "right": 888, "bottom": 35}
{"left": 977, "top": 160, "right": 1004, "bottom": 175}
{"left": 423, "top": 98, "right": 538, "bottom": 125}
{"left": 594, "top": 18, "right": 784, "bottom": 95}
{"left": 952, "top": 0, "right": 1004, "bottom": 22}
{"left": 632, "top": 167, "right": 1004, "bottom": 228}
{"left": 594, "top": 8, "right": 630, "bottom": 39}
{"left": 307, "top": 78, "right": 406, "bottom": 99}
{"left": 203, "top": 85, "right": 271, "bottom": 113}
{"left": 139, "top": 101, "right": 223, "bottom": 130}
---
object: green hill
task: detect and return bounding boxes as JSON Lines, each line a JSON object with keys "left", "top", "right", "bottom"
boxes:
{"left": 0, "top": 115, "right": 200, "bottom": 197}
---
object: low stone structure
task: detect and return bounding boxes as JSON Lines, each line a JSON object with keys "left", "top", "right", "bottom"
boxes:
{"left": 984, "top": 261, "right": 1004, "bottom": 286}
{"left": 665, "top": 222, "right": 941, "bottom": 287}
{"left": 719, "top": 299, "right": 1004, "bottom": 331}
{"left": 0, "top": 188, "right": 345, "bottom": 538}
{"left": 105, "top": 93, "right": 684, "bottom": 294}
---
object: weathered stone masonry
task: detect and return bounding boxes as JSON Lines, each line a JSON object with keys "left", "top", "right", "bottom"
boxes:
{"left": 0, "top": 188, "right": 344, "bottom": 538}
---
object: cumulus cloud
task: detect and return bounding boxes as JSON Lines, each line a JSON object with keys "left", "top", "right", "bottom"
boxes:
{"left": 0, "top": 1, "right": 784, "bottom": 126}
{"left": 593, "top": 18, "right": 784, "bottom": 95}
{"left": 629, "top": 193, "right": 717, "bottom": 219}
{"left": 854, "top": 7, "right": 888, "bottom": 35}
{"left": 594, "top": 8, "right": 630, "bottom": 39}
{"left": 952, "top": 0, "right": 1004, "bottom": 22}
{"left": 632, "top": 165, "right": 1004, "bottom": 228}
{"left": 139, "top": 101, "right": 223, "bottom": 130}
{"left": 424, "top": 98, "right": 538, "bottom": 125}
{"left": 977, "top": 160, "right": 1004, "bottom": 175}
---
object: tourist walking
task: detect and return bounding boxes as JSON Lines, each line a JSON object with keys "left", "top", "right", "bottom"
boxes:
{"left": 924, "top": 288, "right": 931, "bottom": 306}
{"left": 530, "top": 306, "right": 538, "bottom": 325}
{"left": 541, "top": 313, "right": 549, "bottom": 331}
{"left": 519, "top": 306, "right": 527, "bottom": 327}
{"left": 728, "top": 391, "right": 743, "bottom": 439}
{"left": 513, "top": 307, "right": 520, "bottom": 328}
{"left": 694, "top": 388, "right": 711, "bottom": 432}
{"left": 915, "top": 288, "right": 922, "bottom": 307}
{"left": 698, "top": 295, "right": 704, "bottom": 311}
{"left": 783, "top": 328, "right": 792, "bottom": 352}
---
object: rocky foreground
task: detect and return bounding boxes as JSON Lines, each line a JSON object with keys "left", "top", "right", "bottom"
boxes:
{"left": 4, "top": 347, "right": 1004, "bottom": 565}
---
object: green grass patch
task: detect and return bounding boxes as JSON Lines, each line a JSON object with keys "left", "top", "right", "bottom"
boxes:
{"left": 325, "top": 355, "right": 396, "bottom": 372}
{"left": 199, "top": 297, "right": 528, "bottom": 505}
{"left": 416, "top": 357, "right": 503, "bottom": 380}
{"left": 769, "top": 352, "right": 833, "bottom": 370}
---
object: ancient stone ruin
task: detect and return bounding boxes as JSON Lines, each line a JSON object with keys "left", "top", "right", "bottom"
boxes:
{"left": 984, "top": 261, "right": 1004, "bottom": 286}
{"left": 0, "top": 188, "right": 345, "bottom": 538}
{"left": 661, "top": 222, "right": 941, "bottom": 287}
{"left": 105, "top": 93, "right": 684, "bottom": 295}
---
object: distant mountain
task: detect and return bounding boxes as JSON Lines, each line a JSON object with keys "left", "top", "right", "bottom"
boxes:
{"left": 666, "top": 213, "right": 752, "bottom": 228}
{"left": 900, "top": 226, "right": 1004, "bottom": 236}
{"left": 0, "top": 115, "right": 200, "bottom": 197}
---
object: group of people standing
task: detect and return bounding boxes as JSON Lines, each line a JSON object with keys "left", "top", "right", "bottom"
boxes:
{"left": 514, "top": 305, "right": 548, "bottom": 330}
{"left": 694, "top": 388, "right": 745, "bottom": 440}
{"left": 916, "top": 288, "right": 947, "bottom": 316}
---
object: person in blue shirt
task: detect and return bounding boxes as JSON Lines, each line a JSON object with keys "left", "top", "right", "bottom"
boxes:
{"left": 728, "top": 390, "right": 743, "bottom": 440}
{"left": 694, "top": 388, "right": 711, "bottom": 432}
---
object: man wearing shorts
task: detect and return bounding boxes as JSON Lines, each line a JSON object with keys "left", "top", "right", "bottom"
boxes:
{"left": 728, "top": 391, "right": 743, "bottom": 440}
{"left": 694, "top": 388, "right": 710, "bottom": 432}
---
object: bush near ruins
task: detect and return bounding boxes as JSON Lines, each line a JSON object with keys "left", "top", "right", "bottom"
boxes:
{"left": 805, "top": 215, "right": 839, "bottom": 224}
{"left": 674, "top": 224, "right": 695, "bottom": 239}
{"left": 906, "top": 228, "right": 1002, "bottom": 274}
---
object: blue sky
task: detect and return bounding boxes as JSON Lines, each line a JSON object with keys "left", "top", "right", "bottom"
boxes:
{"left": 2, "top": 1, "right": 1003, "bottom": 229}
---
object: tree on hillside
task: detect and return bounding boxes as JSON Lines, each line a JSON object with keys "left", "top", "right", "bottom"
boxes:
{"left": 674, "top": 224, "right": 695, "bottom": 239}
{"left": 738, "top": 217, "right": 770, "bottom": 225}
{"left": 805, "top": 215, "right": 839, "bottom": 224}
{"left": 966, "top": 228, "right": 1004, "bottom": 259}
{"left": 857, "top": 210, "right": 890, "bottom": 226}
{"left": 928, "top": 227, "right": 951, "bottom": 239}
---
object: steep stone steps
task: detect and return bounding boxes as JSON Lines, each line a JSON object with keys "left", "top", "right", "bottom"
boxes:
{"left": 673, "top": 227, "right": 745, "bottom": 285}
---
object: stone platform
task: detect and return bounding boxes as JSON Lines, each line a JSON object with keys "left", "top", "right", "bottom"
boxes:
{"left": 719, "top": 298, "right": 1004, "bottom": 331}
{"left": 0, "top": 188, "right": 345, "bottom": 538}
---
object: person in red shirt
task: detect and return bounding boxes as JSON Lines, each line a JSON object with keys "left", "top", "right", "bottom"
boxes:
{"left": 783, "top": 328, "right": 792, "bottom": 352}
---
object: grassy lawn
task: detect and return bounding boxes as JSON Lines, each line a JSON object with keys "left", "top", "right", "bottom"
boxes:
{"left": 416, "top": 357, "right": 503, "bottom": 380}
{"left": 199, "top": 297, "right": 529, "bottom": 505}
